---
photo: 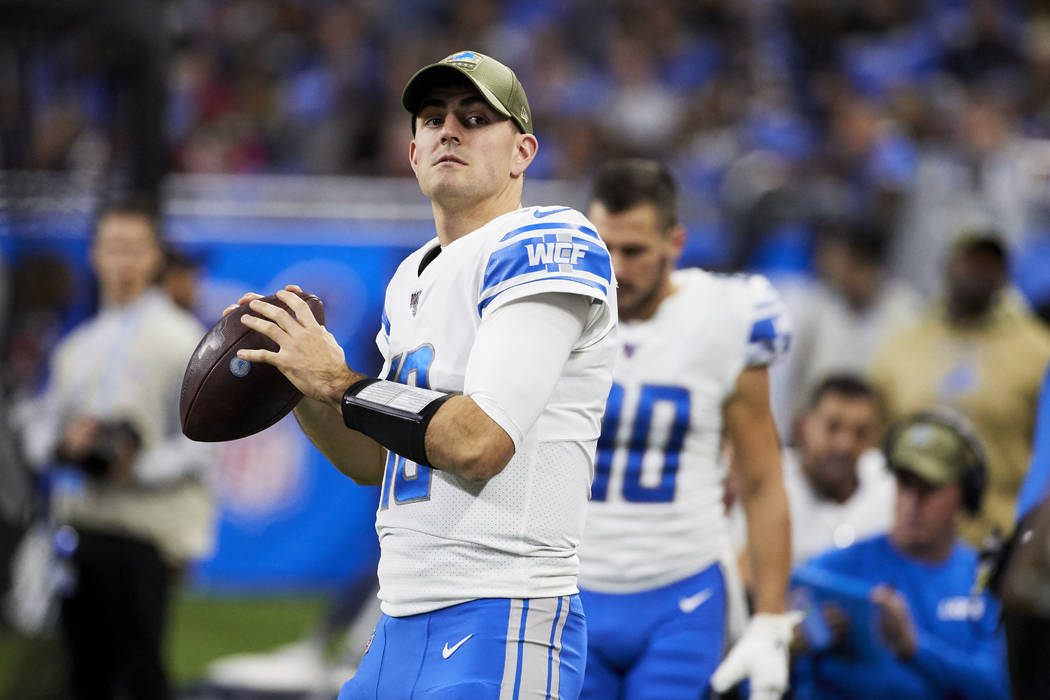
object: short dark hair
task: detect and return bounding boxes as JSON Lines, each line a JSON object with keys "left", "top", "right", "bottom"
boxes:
{"left": 93, "top": 193, "right": 161, "bottom": 241}
{"left": 590, "top": 159, "right": 678, "bottom": 231}
{"left": 807, "top": 373, "right": 881, "bottom": 412}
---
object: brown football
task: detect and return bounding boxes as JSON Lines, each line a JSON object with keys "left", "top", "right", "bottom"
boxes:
{"left": 180, "top": 291, "right": 325, "bottom": 442}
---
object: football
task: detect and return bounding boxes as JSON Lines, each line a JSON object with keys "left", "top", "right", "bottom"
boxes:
{"left": 180, "top": 291, "right": 325, "bottom": 442}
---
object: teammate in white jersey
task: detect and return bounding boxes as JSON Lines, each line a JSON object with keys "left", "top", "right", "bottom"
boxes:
{"left": 230, "top": 51, "right": 616, "bottom": 699}
{"left": 579, "top": 159, "right": 798, "bottom": 700}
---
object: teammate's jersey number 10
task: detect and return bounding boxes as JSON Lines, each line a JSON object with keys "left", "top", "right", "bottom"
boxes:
{"left": 380, "top": 345, "right": 435, "bottom": 509}
{"left": 592, "top": 383, "right": 690, "bottom": 503}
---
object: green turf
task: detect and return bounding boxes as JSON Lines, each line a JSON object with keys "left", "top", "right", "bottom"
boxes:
{"left": 169, "top": 591, "right": 328, "bottom": 682}
{"left": 0, "top": 591, "right": 328, "bottom": 697}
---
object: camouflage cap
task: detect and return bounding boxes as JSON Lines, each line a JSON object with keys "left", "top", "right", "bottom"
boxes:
{"left": 886, "top": 420, "right": 973, "bottom": 486}
{"left": 402, "top": 50, "right": 533, "bottom": 134}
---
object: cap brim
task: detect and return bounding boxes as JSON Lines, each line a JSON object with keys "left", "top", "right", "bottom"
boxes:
{"left": 889, "top": 449, "right": 955, "bottom": 486}
{"left": 952, "top": 232, "right": 1006, "bottom": 260}
{"left": 401, "top": 64, "right": 512, "bottom": 121}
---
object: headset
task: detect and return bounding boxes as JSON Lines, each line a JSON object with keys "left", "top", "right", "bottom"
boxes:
{"left": 882, "top": 407, "right": 988, "bottom": 515}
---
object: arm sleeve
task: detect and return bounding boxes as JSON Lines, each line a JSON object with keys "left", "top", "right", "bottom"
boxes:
{"left": 740, "top": 274, "right": 792, "bottom": 368}
{"left": 1018, "top": 361, "right": 1050, "bottom": 520}
{"left": 464, "top": 292, "right": 590, "bottom": 450}
{"left": 910, "top": 621, "right": 1010, "bottom": 700}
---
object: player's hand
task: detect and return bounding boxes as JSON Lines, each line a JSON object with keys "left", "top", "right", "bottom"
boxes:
{"left": 871, "top": 585, "right": 917, "bottom": 659}
{"left": 710, "top": 611, "right": 803, "bottom": 700}
{"left": 223, "top": 286, "right": 306, "bottom": 316}
{"left": 788, "top": 622, "right": 809, "bottom": 656}
{"left": 237, "top": 288, "right": 355, "bottom": 406}
{"left": 56, "top": 416, "right": 101, "bottom": 462}
{"left": 222, "top": 291, "right": 264, "bottom": 317}
{"left": 822, "top": 601, "right": 851, "bottom": 649}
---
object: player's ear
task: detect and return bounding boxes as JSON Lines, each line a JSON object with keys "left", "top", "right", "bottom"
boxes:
{"left": 408, "top": 139, "right": 420, "bottom": 177}
{"left": 510, "top": 132, "right": 538, "bottom": 178}
{"left": 667, "top": 223, "right": 686, "bottom": 258}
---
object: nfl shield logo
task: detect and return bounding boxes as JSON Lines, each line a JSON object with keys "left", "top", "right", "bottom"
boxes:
{"left": 410, "top": 290, "right": 421, "bottom": 316}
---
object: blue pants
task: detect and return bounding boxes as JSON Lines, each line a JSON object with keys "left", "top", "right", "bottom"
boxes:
{"left": 339, "top": 595, "right": 586, "bottom": 700}
{"left": 579, "top": 563, "right": 727, "bottom": 700}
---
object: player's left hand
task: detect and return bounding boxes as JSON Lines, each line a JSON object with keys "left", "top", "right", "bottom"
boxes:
{"left": 871, "top": 585, "right": 917, "bottom": 659}
{"left": 237, "top": 287, "right": 355, "bottom": 406}
{"left": 710, "top": 611, "right": 803, "bottom": 700}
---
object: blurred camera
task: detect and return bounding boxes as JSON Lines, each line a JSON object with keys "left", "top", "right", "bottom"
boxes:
{"left": 73, "top": 420, "right": 141, "bottom": 478}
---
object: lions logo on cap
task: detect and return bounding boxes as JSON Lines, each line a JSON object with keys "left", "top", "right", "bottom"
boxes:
{"left": 906, "top": 424, "right": 935, "bottom": 446}
{"left": 444, "top": 51, "right": 482, "bottom": 71}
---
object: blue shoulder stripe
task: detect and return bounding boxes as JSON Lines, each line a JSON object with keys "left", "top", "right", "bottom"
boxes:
{"left": 498, "top": 221, "right": 601, "bottom": 243}
{"left": 482, "top": 234, "right": 612, "bottom": 296}
{"left": 381, "top": 308, "right": 390, "bottom": 335}
{"left": 749, "top": 317, "right": 776, "bottom": 343}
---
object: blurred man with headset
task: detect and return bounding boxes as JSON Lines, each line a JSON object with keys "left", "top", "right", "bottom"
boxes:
{"left": 791, "top": 407, "right": 1009, "bottom": 699}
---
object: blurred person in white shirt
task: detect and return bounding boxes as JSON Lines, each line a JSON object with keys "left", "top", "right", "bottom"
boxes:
{"left": 736, "top": 374, "right": 894, "bottom": 571}
{"left": 20, "top": 196, "right": 214, "bottom": 700}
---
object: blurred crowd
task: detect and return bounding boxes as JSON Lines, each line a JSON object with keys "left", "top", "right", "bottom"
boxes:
{"left": 3, "top": 1, "right": 1050, "bottom": 697}
{"left": 6, "top": 0, "right": 1050, "bottom": 535}
{"left": 5, "top": 1, "right": 1050, "bottom": 300}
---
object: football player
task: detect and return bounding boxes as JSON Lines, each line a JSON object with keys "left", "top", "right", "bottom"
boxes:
{"left": 230, "top": 51, "right": 617, "bottom": 699}
{"left": 579, "top": 159, "right": 797, "bottom": 700}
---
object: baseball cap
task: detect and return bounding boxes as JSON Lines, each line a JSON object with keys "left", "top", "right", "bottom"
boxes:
{"left": 885, "top": 420, "right": 972, "bottom": 486}
{"left": 402, "top": 50, "right": 533, "bottom": 134}
{"left": 951, "top": 228, "right": 1007, "bottom": 262}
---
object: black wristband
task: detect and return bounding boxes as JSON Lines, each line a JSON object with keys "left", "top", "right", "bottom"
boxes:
{"left": 341, "top": 378, "right": 453, "bottom": 468}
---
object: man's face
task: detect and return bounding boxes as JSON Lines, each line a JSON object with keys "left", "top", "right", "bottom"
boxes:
{"left": 800, "top": 393, "right": 881, "bottom": 502}
{"left": 891, "top": 470, "right": 962, "bottom": 556}
{"left": 946, "top": 245, "right": 1006, "bottom": 317}
{"left": 409, "top": 83, "right": 523, "bottom": 206}
{"left": 90, "top": 213, "right": 162, "bottom": 305}
{"left": 588, "top": 202, "right": 681, "bottom": 320}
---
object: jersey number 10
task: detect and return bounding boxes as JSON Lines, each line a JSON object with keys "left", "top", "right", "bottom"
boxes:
{"left": 592, "top": 383, "right": 690, "bottom": 503}
{"left": 380, "top": 345, "right": 435, "bottom": 509}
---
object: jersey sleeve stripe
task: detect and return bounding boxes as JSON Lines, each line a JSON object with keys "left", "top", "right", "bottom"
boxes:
{"left": 748, "top": 317, "right": 777, "bottom": 343}
{"left": 746, "top": 316, "right": 792, "bottom": 366}
{"left": 381, "top": 307, "right": 391, "bottom": 335}
{"left": 498, "top": 221, "right": 601, "bottom": 243}
{"left": 483, "top": 235, "right": 612, "bottom": 296}
{"left": 477, "top": 276, "right": 608, "bottom": 314}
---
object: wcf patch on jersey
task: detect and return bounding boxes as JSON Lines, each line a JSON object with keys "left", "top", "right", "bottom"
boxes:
{"left": 525, "top": 240, "right": 589, "bottom": 270}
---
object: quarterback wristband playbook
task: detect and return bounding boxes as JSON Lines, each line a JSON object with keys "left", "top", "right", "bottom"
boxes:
{"left": 341, "top": 378, "right": 453, "bottom": 468}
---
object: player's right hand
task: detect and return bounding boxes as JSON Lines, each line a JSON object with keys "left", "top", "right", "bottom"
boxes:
{"left": 237, "top": 288, "right": 353, "bottom": 407}
{"left": 223, "top": 292, "right": 263, "bottom": 317}
{"left": 223, "top": 285, "right": 305, "bottom": 317}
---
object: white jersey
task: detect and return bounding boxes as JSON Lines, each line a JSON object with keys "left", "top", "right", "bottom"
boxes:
{"left": 21, "top": 289, "right": 215, "bottom": 564}
{"left": 374, "top": 205, "right": 617, "bottom": 617}
{"left": 578, "top": 268, "right": 791, "bottom": 593}
{"left": 782, "top": 448, "right": 896, "bottom": 567}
